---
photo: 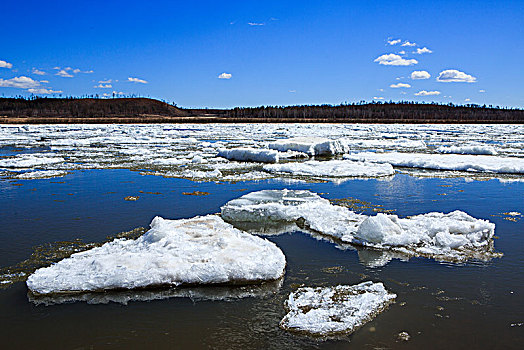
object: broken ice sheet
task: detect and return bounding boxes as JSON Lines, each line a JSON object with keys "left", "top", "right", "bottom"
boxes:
{"left": 263, "top": 159, "right": 395, "bottom": 179}
{"left": 221, "top": 189, "right": 501, "bottom": 264}
{"left": 280, "top": 281, "right": 396, "bottom": 336}
{"left": 27, "top": 215, "right": 286, "bottom": 295}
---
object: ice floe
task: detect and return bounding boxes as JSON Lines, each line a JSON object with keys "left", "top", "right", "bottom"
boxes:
{"left": 27, "top": 215, "right": 286, "bottom": 294}
{"left": 0, "top": 153, "right": 65, "bottom": 168}
{"left": 280, "top": 281, "right": 396, "bottom": 336}
{"left": 436, "top": 145, "right": 499, "bottom": 155}
{"left": 15, "top": 170, "right": 68, "bottom": 179}
{"left": 217, "top": 147, "right": 306, "bottom": 163}
{"left": 344, "top": 152, "right": 524, "bottom": 174}
{"left": 221, "top": 189, "right": 500, "bottom": 262}
{"left": 262, "top": 160, "right": 395, "bottom": 178}
{"left": 268, "top": 137, "right": 345, "bottom": 156}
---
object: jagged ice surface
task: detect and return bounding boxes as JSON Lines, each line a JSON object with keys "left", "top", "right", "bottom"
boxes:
{"left": 27, "top": 215, "right": 286, "bottom": 295}
{"left": 280, "top": 281, "right": 396, "bottom": 336}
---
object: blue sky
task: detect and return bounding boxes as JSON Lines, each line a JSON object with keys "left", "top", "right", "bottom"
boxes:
{"left": 1, "top": 0, "right": 522, "bottom": 108}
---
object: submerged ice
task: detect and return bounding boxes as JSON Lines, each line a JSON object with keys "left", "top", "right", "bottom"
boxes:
{"left": 221, "top": 189, "right": 499, "bottom": 262}
{"left": 27, "top": 215, "right": 286, "bottom": 294}
{"left": 280, "top": 281, "right": 396, "bottom": 336}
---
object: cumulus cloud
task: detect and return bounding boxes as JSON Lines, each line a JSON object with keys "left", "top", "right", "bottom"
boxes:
{"left": 479, "top": 89, "right": 485, "bottom": 93}
{"left": 401, "top": 41, "right": 417, "bottom": 47}
{"left": 387, "top": 39, "right": 401, "bottom": 45}
{"left": 0, "top": 60, "right": 13, "bottom": 69}
{"left": 248, "top": 22, "right": 265, "bottom": 26}
{"left": 373, "top": 96, "right": 384, "bottom": 100}
{"left": 390, "top": 83, "right": 411, "bottom": 88}
{"left": 0, "top": 76, "right": 40, "bottom": 89}
{"left": 437, "top": 69, "right": 476, "bottom": 83}
{"left": 414, "top": 47, "right": 432, "bottom": 54}
{"left": 40, "top": 80, "right": 49, "bottom": 83}
{"left": 28, "top": 88, "right": 63, "bottom": 94}
{"left": 218, "top": 72, "right": 232, "bottom": 79}
{"left": 94, "top": 84, "right": 112, "bottom": 88}
{"left": 128, "top": 77, "right": 148, "bottom": 84}
{"left": 464, "top": 98, "right": 471, "bottom": 102}
{"left": 398, "top": 50, "right": 406, "bottom": 55}
{"left": 56, "top": 69, "right": 73, "bottom": 78}
{"left": 288, "top": 90, "right": 296, "bottom": 93}
{"left": 99, "top": 79, "right": 112, "bottom": 84}
{"left": 32, "top": 68, "right": 46, "bottom": 75}
{"left": 410, "top": 70, "right": 431, "bottom": 80}
{"left": 415, "top": 90, "right": 441, "bottom": 96}
{"left": 374, "top": 54, "right": 418, "bottom": 66}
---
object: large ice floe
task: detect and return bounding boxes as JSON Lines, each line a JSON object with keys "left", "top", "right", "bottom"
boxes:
{"left": 268, "top": 137, "right": 345, "bottom": 156}
{"left": 436, "top": 144, "right": 499, "bottom": 156}
{"left": 280, "top": 281, "right": 396, "bottom": 336}
{"left": 221, "top": 189, "right": 499, "bottom": 263}
{"left": 26, "top": 215, "right": 286, "bottom": 295}
{"left": 262, "top": 160, "right": 395, "bottom": 178}
{"left": 344, "top": 152, "right": 524, "bottom": 174}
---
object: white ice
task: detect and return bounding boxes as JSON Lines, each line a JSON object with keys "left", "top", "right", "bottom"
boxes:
{"left": 268, "top": 137, "right": 345, "bottom": 156}
{"left": 436, "top": 145, "right": 499, "bottom": 155}
{"left": 280, "top": 281, "right": 396, "bottom": 336}
{"left": 27, "top": 215, "right": 286, "bottom": 295}
{"left": 262, "top": 160, "right": 395, "bottom": 178}
{"left": 221, "top": 189, "right": 498, "bottom": 261}
{"left": 15, "top": 170, "right": 68, "bottom": 179}
{"left": 344, "top": 152, "right": 524, "bottom": 174}
{"left": 0, "top": 153, "right": 65, "bottom": 168}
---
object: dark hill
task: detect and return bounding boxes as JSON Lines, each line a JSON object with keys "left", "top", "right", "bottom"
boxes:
{"left": 0, "top": 97, "right": 522, "bottom": 123}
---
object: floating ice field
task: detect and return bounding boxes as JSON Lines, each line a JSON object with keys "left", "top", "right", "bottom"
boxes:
{"left": 1, "top": 124, "right": 523, "bottom": 181}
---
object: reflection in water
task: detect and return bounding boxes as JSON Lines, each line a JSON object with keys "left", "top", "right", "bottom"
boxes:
{"left": 28, "top": 278, "right": 283, "bottom": 306}
{"left": 356, "top": 247, "right": 409, "bottom": 268}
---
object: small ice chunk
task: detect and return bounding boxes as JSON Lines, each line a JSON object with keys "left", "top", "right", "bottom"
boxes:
{"left": 263, "top": 160, "right": 394, "bottom": 178}
{"left": 218, "top": 147, "right": 281, "bottom": 163}
{"left": 437, "top": 145, "right": 498, "bottom": 155}
{"left": 27, "top": 215, "right": 286, "bottom": 295}
{"left": 280, "top": 281, "right": 396, "bottom": 336}
{"left": 269, "top": 137, "right": 345, "bottom": 156}
{"left": 15, "top": 170, "right": 67, "bottom": 179}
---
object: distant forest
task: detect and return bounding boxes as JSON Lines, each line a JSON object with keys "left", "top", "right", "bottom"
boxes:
{"left": 0, "top": 96, "right": 522, "bottom": 124}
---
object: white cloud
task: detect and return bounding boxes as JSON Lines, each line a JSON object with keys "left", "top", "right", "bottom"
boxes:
{"left": 248, "top": 22, "right": 265, "bottom": 26}
{"left": 0, "top": 60, "right": 13, "bottom": 69}
{"left": 464, "top": 98, "right": 471, "bottom": 102}
{"left": 414, "top": 47, "right": 432, "bottom": 54}
{"left": 99, "top": 79, "right": 112, "bottom": 83}
{"left": 374, "top": 54, "right": 418, "bottom": 66}
{"left": 56, "top": 69, "right": 73, "bottom": 78}
{"left": 84, "top": 70, "right": 94, "bottom": 74}
{"left": 32, "top": 68, "right": 46, "bottom": 75}
{"left": 401, "top": 41, "right": 417, "bottom": 47}
{"left": 400, "top": 91, "right": 407, "bottom": 95}
{"left": 378, "top": 88, "right": 384, "bottom": 92}
{"left": 390, "top": 83, "right": 411, "bottom": 88}
{"left": 128, "top": 77, "right": 148, "bottom": 84}
{"left": 437, "top": 69, "right": 476, "bottom": 83}
{"left": 398, "top": 50, "right": 406, "bottom": 55}
{"left": 479, "top": 89, "right": 486, "bottom": 93}
{"left": 410, "top": 70, "right": 431, "bottom": 80}
{"left": 415, "top": 90, "right": 441, "bottom": 96}
{"left": 28, "top": 88, "right": 62, "bottom": 94}
{"left": 387, "top": 39, "right": 401, "bottom": 45}
{"left": 373, "top": 96, "right": 384, "bottom": 100}
{"left": 94, "top": 84, "right": 112, "bottom": 88}
{"left": 72, "top": 68, "right": 81, "bottom": 74}
{"left": 218, "top": 72, "right": 232, "bottom": 79}
{"left": 40, "top": 80, "right": 49, "bottom": 83}
{"left": 0, "top": 76, "right": 40, "bottom": 89}
{"left": 288, "top": 90, "right": 296, "bottom": 93}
